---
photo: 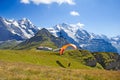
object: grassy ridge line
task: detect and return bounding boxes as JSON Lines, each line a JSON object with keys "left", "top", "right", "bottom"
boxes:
{"left": 0, "top": 61, "right": 120, "bottom": 80}
{"left": 0, "top": 50, "right": 91, "bottom": 69}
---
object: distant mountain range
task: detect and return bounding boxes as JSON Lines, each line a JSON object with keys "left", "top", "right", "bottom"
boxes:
{"left": 0, "top": 17, "right": 120, "bottom": 53}
{"left": 48, "top": 23, "right": 119, "bottom": 53}
{"left": 0, "top": 17, "right": 38, "bottom": 41}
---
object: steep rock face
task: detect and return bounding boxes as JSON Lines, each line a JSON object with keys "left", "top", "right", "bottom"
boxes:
{"left": 0, "top": 17, "right": 23, "bottom": 40}
{"left": 111, "top": 36, "right": 120, "bottom": 54}
{"left": 79, "top": 50, "right": 97, "bottom": 67}
{"left": 55, "top": 29, "right": 80, "bottom": 47}
{"left": 118, "top": 56, "right": 120, "bottom": 69}
{"left": 83, "top": 39, "right": 117, "bottom": 53}
{"left": 84, "top": 58, "right": 97, "bottom": 67}
{"left": 0, "top": 17, "right": 38, "bottom": 41}
{"left": 48, "top": 23, "right": 117, "bottom": 53}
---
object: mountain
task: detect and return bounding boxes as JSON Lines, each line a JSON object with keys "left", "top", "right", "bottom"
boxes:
{"left": 14, "top": 28, "right": 68, "bottom": 49}
{"left": 48, "top": 23, "right": 118, "bottom": 53}
{"left": 0, "top": 17, "right": 119, "bottom": 53}
{"left": 0, "top": 17, "right": 39, "bottom": 41}
{"left": 111, "top": 36, "right": 120, "bottom": 53}
{"left": 0, "top": 40, "right": 22, "bottom": 49}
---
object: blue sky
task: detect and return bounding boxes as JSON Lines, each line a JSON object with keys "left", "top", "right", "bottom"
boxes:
{"left": 0, "top": 0, "right": 120, "bottom": 37}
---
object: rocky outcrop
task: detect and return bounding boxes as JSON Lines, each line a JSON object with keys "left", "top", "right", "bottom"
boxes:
{"left": 84, "top": 58, "right": 97, "bottom": 67}
{"left": 92, "top": 52, "right": 120, "bottom": 70}
{"left": 68, "top": 50, "right": 120, "bottom": 70}
{"left": 66, "top": 50, "right": 97, "bottom": 67}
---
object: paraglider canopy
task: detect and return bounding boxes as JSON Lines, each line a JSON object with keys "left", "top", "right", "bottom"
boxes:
{"left": 59, "top": 44, "right": 77, "bottom": 55}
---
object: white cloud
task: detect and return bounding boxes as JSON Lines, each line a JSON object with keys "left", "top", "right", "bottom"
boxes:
{"left": 20, "top": 0, "right": 75, "bottom": 5}
{"left": 21, "top": 0, "right": 30, "bottom": 4}
{"left": 76, "top": 22, "right": 84, "bottom": 28}
{"left": 70, "top": 11, "right": 80, "bottom": 16}
{"left": 70, "top": 22, "right": 85, "bottom": 28}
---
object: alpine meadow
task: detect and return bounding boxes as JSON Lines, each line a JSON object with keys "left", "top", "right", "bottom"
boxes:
{"left": 0, "top": 0, "right": 120, "bottom": 80}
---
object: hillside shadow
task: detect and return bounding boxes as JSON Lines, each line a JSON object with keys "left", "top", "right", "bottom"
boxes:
{"left": 56, "top": 60, "right": 66, "bottom": 68}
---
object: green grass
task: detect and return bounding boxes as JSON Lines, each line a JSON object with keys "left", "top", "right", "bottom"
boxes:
{"left": 0, "top": 50, "right": 120, "bottom": 80}
{"left": 0, "top": 61, "right": 120, "bottom": 80}
{"left": 0, "top": 50, "right": 91, "bottom": 69}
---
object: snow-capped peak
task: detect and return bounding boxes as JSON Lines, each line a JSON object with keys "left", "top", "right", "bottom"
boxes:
{"left": 18, "top": 18, "right": 33, "bottom": 26}
{"left": 48, "top": 22, "right": 118, "bottom": 53}
{"left": 111, "top": 35, "right": 120, "bottom": 41}
{"left": 53, "top": 23, "right": 85, "bottom": 33}
{"left": 54, "top": 23, "right": 69, "bottom": 30}
{"left": 0, "top": 17, "right": 39, "bottom": 40}
{"left": 21, "top": 18, "right": 31, "bottom": 24}
{"left": 48, "top": 23, "right": 93, "bottom": 43}
{"left": 70, "top": 22, "right": 85, "bottom": 29}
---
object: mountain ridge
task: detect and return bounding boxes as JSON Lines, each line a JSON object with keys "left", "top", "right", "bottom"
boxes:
{"left": 0, "top": 17, "right": 120, "bottom": 54}
{"left": 48, "top": 23, "right": 118, "bottom": 53}
{"left": 0, "top": 17, "right": 38, "bottom": 40}
{"left": 14, "top": 28, "right": 68, "bottom": 49}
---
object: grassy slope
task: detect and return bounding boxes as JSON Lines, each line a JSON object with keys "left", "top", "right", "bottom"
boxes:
{"left": 0, "top": 50, "right": 90, "bottom": 69}
{"left": 14, "top": 40, "right": 57, "bottom": 50}
{"left": 0, "top": 50, "right": 120, "bottom": 80}
{"left": 0, "top": 41, "right": 19, "bottom": 49}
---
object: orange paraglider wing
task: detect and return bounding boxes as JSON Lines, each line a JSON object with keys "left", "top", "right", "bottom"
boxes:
{"left": 59, "top": 44, "right": 77, "bottom": 55}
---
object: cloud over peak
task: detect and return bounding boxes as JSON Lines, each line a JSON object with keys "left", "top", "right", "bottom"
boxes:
{"left": 21, "top": 0, "right": 30, "bottom": 4}
{"left": 70, "top": 22, "right": 85, "bottom": 29}
{"left": 70, "top": 11, "right": 80, "bottom": 16}
{"left": 20, "top": 0, "right": 75, "bottom": 5}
